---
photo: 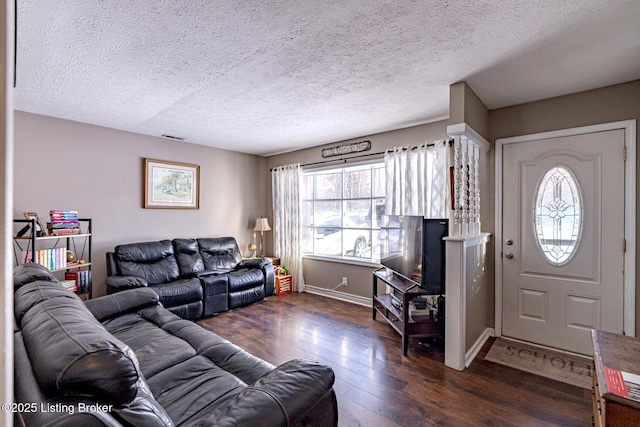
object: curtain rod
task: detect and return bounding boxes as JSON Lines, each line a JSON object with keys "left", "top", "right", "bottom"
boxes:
{"left": 269, "top": 138, "right": 453, "bottom": 172}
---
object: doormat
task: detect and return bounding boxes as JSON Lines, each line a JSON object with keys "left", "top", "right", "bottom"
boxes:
{"left": 484, "top": 338, "right": 593, "bottom": 389}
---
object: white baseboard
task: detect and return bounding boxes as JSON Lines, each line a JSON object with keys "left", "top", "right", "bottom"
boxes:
{"left": 304, "top": 285, "right": 371, "bottom": 307}
{"left": 465, "top": 327, "right": 494, "bottom": 368}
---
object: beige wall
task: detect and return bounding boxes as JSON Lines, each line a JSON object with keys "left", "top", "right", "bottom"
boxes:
{"left": 449, "top": 81, "right": 490, "bottom": 140}
{"left": 489, "top": 79, "right": 640, "bottom": 332}
{"left": 13, "top": 112, "right": 267, "bottom": 297}
{"left": 266, "top": 121, "right": 450, "bottom": 299}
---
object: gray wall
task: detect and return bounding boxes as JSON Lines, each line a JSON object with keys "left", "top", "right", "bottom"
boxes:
{"left": 266, "top": 120, "right": 450, "bottom": 299}
{"left": 489, "top": 79, "right": 640, "bottom": 332}
{"left": 13, "top": 111, "right": 267, "bottom": 296}
{"left": 449, "top": 81, "right": 490, "bottom": 140}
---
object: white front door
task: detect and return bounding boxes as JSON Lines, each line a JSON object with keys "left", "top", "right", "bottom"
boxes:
{"left": 500, "top": 127, "right": 627, "bottom": 355}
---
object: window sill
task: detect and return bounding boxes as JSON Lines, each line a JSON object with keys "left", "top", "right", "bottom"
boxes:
{"left": 303, "top": 254, "right": 381, "bottom": 268}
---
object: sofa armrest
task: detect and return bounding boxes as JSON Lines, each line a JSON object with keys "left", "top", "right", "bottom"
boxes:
{"left": 192, "top": 269, "right": 232, "bottom": 279}
{"left": 86, "top": 288, "right": 160, "bottom": 321}
{"left": 199, "top": 359, "right": 336, "bottom": 426}
{"left": 237, "top": 257, "right": 269, "bottom": 269}
{"left": 263, "top": 263, "right": 275, "bottom": 296}
{"left": 14, "top": 331, "right": 126, "bottom": 427}
{"left": 105, "top": 275, "right": 148, "bottom": 293}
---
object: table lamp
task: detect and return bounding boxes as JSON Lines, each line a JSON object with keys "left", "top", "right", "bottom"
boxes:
{"left": 254, "top": 217, "right": 271, "bottom": 257}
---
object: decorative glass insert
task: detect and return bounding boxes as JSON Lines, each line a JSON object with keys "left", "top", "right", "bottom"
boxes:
{"left": 534, "top": 165, "right": 583, "bottom": 265}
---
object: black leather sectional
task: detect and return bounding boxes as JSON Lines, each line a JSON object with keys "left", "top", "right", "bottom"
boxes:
{"left": 13, "top": 263, "right": 338, "bottom": 426}
{"left": 106, "top": 237, "right": 275, "bottom": 320}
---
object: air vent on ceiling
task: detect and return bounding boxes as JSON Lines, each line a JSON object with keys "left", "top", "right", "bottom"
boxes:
{"left": 161, "top": 134, "right": 185, "bottom": 140}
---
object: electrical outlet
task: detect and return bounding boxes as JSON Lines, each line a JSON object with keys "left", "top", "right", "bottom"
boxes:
{"left": 342, "top": 276, "right": 348, "bottom": 286}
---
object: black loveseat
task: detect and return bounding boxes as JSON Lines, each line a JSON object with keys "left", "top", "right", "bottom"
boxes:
{"left": 13, "top": 263, "right": 338, "bottom": 427}
{"left": 106, "top": 237, "right": 275, "bottom": 320}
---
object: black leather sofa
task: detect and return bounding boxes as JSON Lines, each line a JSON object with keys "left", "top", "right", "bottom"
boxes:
{"left": 106, "top": 237, "right": 275, "bottom": 320}
{"left": 13, "top": 263, "right": 338, "bottom": 427}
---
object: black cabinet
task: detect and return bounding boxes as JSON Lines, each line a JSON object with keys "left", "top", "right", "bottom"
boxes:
{"left": 373, "top": 268, "right": 443, "bottom": 356}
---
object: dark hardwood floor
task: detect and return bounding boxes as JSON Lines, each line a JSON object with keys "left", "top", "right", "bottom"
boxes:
{"left": 197, "top": 292, "right": 592, "bottom": 427}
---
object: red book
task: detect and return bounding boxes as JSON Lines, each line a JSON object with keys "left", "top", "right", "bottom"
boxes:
{"left": 604, "top": 366, "right": 629, "bottom": 397}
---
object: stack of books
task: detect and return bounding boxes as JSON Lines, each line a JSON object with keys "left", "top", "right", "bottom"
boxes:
{"left": 60, "top": 279, "right": 78, "bottom": 293}
{"left": 65, "top": 270, "right": 91, "bottom": 294}
{"left": 48, "top": 210, "right": 80, "bottom": 235}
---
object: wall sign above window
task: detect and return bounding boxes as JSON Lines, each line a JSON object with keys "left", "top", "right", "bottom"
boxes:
{"left": 321, "top": 140, "right": 371, "bottom": 158}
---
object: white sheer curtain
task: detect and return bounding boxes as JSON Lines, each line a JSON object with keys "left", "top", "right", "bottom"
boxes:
{"left": 385, "top": 140, "right": 450, "bottom": 218}
{"left": 272, "top": 164, "right": 304, "bottom": 292}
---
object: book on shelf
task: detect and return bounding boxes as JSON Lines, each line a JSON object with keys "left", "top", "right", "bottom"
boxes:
{"left": 65, "top": 270, "right": 91, "bottom": 294}
{"left": 22, "top": 247, "right": 67, "bottom": 270}
{"left": 60, "top": 279, "right": 78, "bottom": 292}
{"left": 604, "top": 366, "right": 640, "bottom": 402}
{"left": 46, "top": 224, "right": 81, "bottom": 235}
{"left": 48, "top": 221, "right": 80, "bottom": 228}
{"left": 50, "top": 210, "right": 78, "bottom": 218}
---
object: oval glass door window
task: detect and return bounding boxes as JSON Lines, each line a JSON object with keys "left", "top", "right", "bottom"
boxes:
{"left": 534, "top": 165, "right": 583, "bottom": 265}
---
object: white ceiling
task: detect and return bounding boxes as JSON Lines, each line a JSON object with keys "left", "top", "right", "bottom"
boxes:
{"left": 13, "top": 0, "right": 640, "bottom": 156}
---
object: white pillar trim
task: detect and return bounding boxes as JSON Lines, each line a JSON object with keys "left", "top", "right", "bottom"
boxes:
{"left": 444, "top": 233, "right": 492, "bottom": 370}
{"left": 447, "top": 123, "right": 489, "bottom": 237}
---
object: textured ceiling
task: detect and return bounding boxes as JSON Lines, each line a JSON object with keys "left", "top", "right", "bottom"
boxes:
{"left": 13, "top": 0, "right": 640, "bottom": 156}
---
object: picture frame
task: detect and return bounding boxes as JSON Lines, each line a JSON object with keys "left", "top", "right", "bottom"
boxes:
{"left": 22, "top": 212, "right": 46, "bottom": 236}
{"left": 143, "top": 158, "right": 200, "bottom": 209}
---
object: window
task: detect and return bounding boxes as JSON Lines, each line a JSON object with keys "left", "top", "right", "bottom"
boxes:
{"left": 534, "top": 164, "right": 583, "bottom": 265}
{"left": 302, "top": 162, "right": 389, "bottom": 262}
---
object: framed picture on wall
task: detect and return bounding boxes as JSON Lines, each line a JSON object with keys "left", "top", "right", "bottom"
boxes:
{"left": 143, "top": 158, "right": 200, "bottom": 209}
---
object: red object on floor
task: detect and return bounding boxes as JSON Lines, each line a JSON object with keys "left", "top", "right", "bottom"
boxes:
{"left": 275, "top": 275, "right": 292, "bottom": 296}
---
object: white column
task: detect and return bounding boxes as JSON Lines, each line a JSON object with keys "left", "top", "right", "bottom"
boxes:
{"left": 445, "top": 233, "right": 492, "bottom": 371}
{"left": 467, "top": 140, "right": 476, "bottom": 236}
{"left": 452, "top": 136, "right": 461, "bottom": 237}
{"left": 1, "top": 1, "right": 15, "bottom": 424}
{"left": 444, "top": 237, "right": 466, "bottom": 370}
{"left": 460, "top": 138, "right": 469, "bottom": 235}
{"left": 473, "top": 144, "right": 481, "bottom": 234}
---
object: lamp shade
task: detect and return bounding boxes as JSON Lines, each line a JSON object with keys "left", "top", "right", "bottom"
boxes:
{"left": 254, "top": 217, "right": 271, "bottom": 232}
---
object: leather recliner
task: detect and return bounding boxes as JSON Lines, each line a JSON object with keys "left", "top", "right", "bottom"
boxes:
{"left": 106, "top": 237, "right": 275, "bottom": 320}
{"left": 14, "top": 263, "right": 338, "bottom": 427}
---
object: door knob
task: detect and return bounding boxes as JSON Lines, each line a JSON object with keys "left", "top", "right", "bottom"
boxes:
{"left": 505, "top": 252, "right": 514, "bottom": 259}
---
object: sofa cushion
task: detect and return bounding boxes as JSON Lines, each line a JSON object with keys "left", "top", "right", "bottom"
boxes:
{"left": 227, "top": 268, "right": 265, "bottom": 292}
{"left": 197, "top": 237, "right": 242, "bottom": 270}
{"left": 85, "top": 287, "right": 160, "bottom": 321}
{"left": 116, "top": 240, "right": 180, "bottom": 285}
{"left": 173, "top": 238, "right": 205, "bottom": 276}
{"left": 102, "top": 304, "right": 275, "bottom": 425}
{"left": 14, "top": 279, "right": 140, "bottom": 407}
{"left": 151, "top": 277, "right": 203, "bottom": 307}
